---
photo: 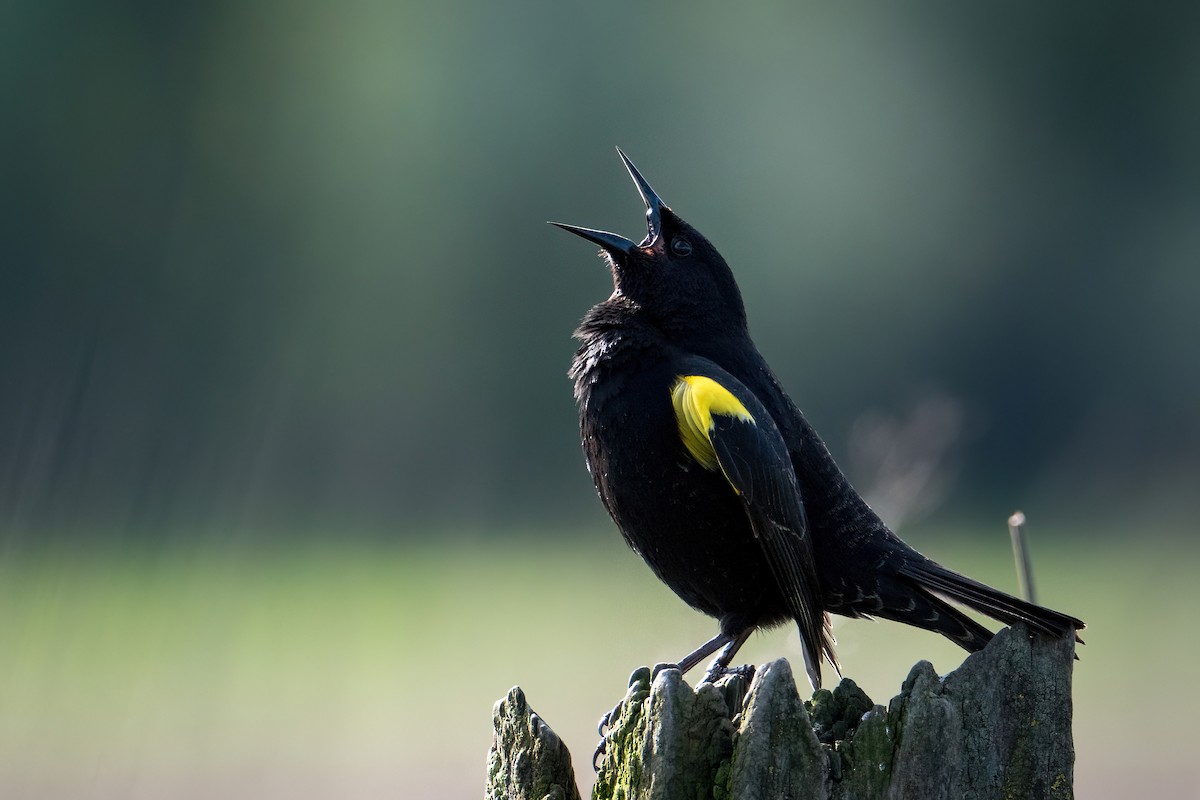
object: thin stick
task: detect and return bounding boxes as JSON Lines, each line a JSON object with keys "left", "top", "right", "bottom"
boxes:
{"left": 1007, "top": 511, "right": 1036, "bottom": 604}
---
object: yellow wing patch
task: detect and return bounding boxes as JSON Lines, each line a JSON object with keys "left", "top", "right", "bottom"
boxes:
{"left": 670, "top": 375, "right": 755, "bottom": 472}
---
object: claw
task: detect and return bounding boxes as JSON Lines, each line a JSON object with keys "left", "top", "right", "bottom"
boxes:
{"left": 594, "top": 695, "right": 626, "bottom": 770}
{"left": 592, "top": 737, "right": 607, "bottom": 771}
{"left": 598, "top": 696, "right": 625, "bottom": 736}
{"left": 701, "top": 662, "right": 756, "bottom": 685}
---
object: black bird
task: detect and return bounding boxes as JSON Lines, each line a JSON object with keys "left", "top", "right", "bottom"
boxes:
{"left": 552, "top": 149, "right": 1084, "bottom": 689}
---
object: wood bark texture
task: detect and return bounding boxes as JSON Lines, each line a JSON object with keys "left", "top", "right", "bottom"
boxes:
{"left": 486, "top": 623, "right": 1075, "bottom": 800}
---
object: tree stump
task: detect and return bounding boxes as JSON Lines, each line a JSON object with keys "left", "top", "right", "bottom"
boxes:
{"left": 488, "top": 684, "right": 582, "bottom": 800}
{"left": 486, "top": 623, "right": 1075, "bottom": 800}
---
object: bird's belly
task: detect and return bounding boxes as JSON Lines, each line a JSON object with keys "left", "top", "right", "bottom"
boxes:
{"left": 601, "top": 449, "right": 784, "bottom": 626}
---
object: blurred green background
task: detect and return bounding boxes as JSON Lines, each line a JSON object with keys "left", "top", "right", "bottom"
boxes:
{"left": 2, "top": 1, "right": 1198, "bottom": 798}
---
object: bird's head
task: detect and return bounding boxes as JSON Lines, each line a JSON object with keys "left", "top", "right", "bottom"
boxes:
{"left": 552, "top": 148, "right": 748, "bottom": 339}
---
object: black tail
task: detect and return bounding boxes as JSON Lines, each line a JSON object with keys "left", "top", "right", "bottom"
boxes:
{"left": 871, "top": 584, "right": 997, "bottom": 652}
{"left": 898, "top": 559, "right": 1085, "bottom": 651}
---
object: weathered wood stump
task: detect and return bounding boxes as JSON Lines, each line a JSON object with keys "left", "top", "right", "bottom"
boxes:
{"left": 488, "top": 682, "right": 583, "bottom": 800}
{"left": 486, "top": 623, "right": 1075, "bottom": 800}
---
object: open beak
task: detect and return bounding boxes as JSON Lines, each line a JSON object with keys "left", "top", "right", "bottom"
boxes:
{"left": 550, "top": 147, "right": 669, "bottom": 255}
{"left": 547, "top": 222, "right": 636, "bottom": 256}
{"left": 615, "top": 147, "right": 667, "bottom": 247}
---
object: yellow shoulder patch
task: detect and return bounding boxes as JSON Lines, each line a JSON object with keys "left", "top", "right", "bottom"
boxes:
{"left": 670, "top": 375, "right": 755, "bottom": 471}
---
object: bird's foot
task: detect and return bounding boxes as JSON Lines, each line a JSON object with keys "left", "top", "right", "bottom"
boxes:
{"left": 593, "top": 665, "right": 661, "bottom": 770}
{"left": 593, "top": 691, "right": 630, "bottom": 771}
{"left": 700, "top": 662, "right": 755, "bottom": 685}
{"left": 592, "top": 737, "right": 607, "bottom": 771}
{"left": 593, "top": 708, "right": 615, "bottom": 770}
{"left": 597, "top": 698, "right": 623, "bottom": 737}
{"left": 651, "top": 661, "right": 680, "bottom": 679}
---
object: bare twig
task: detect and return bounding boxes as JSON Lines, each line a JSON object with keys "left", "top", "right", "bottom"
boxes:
{"left": 1007, "top": 511, "right": 1037, "bottom": 604}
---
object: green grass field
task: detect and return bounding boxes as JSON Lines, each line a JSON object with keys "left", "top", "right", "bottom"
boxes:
{"left": 0, "top": 527, "right": 1194, "bottom": 798}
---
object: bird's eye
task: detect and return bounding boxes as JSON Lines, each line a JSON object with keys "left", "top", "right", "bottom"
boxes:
{"left": 670, "top": 236, "right": 692, "bottom": 257}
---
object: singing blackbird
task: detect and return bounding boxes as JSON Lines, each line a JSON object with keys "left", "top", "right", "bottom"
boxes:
{"left": 552, "top": 148, "right": 1084, "bottom": 689}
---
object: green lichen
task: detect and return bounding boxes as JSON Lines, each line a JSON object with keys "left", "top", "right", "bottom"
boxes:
{"left": 498, "top": 623, "right": 1076, "bottom": 799}
{"left": 1050, "top": 771, "right": 1073, "bottom": 799}
{"left": 832, "top": 706, "right": 896, "bottom": 798}
{"left": 592, "top": 672, "right": 650, "bottom": 800}
{"left": 487, "top": 686, "right": 581, "bottom": 800}
{"left": 807, "top": 677, "right": 875, "bottom": 743}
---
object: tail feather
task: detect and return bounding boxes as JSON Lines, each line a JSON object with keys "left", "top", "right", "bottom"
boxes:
{"left": 900, "top": 559, "right": 1085, "bottom": 640}
{"left": 796, "top": 611, "right": 840, "bottom": 690}
{"left": 872, "top": 585, "right": 998, "bottom": 652}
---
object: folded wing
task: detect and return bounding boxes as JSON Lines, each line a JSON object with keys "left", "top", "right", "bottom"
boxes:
{"left": 671, "top": 368, "right": 837, "bottom": 688}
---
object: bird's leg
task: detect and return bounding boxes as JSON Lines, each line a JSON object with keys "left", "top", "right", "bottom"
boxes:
{"left": 701, "top": 628, "right": 754, "bottom": 684}
{"left": 672, "top": 632, "right": 735, "bottom": 675}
